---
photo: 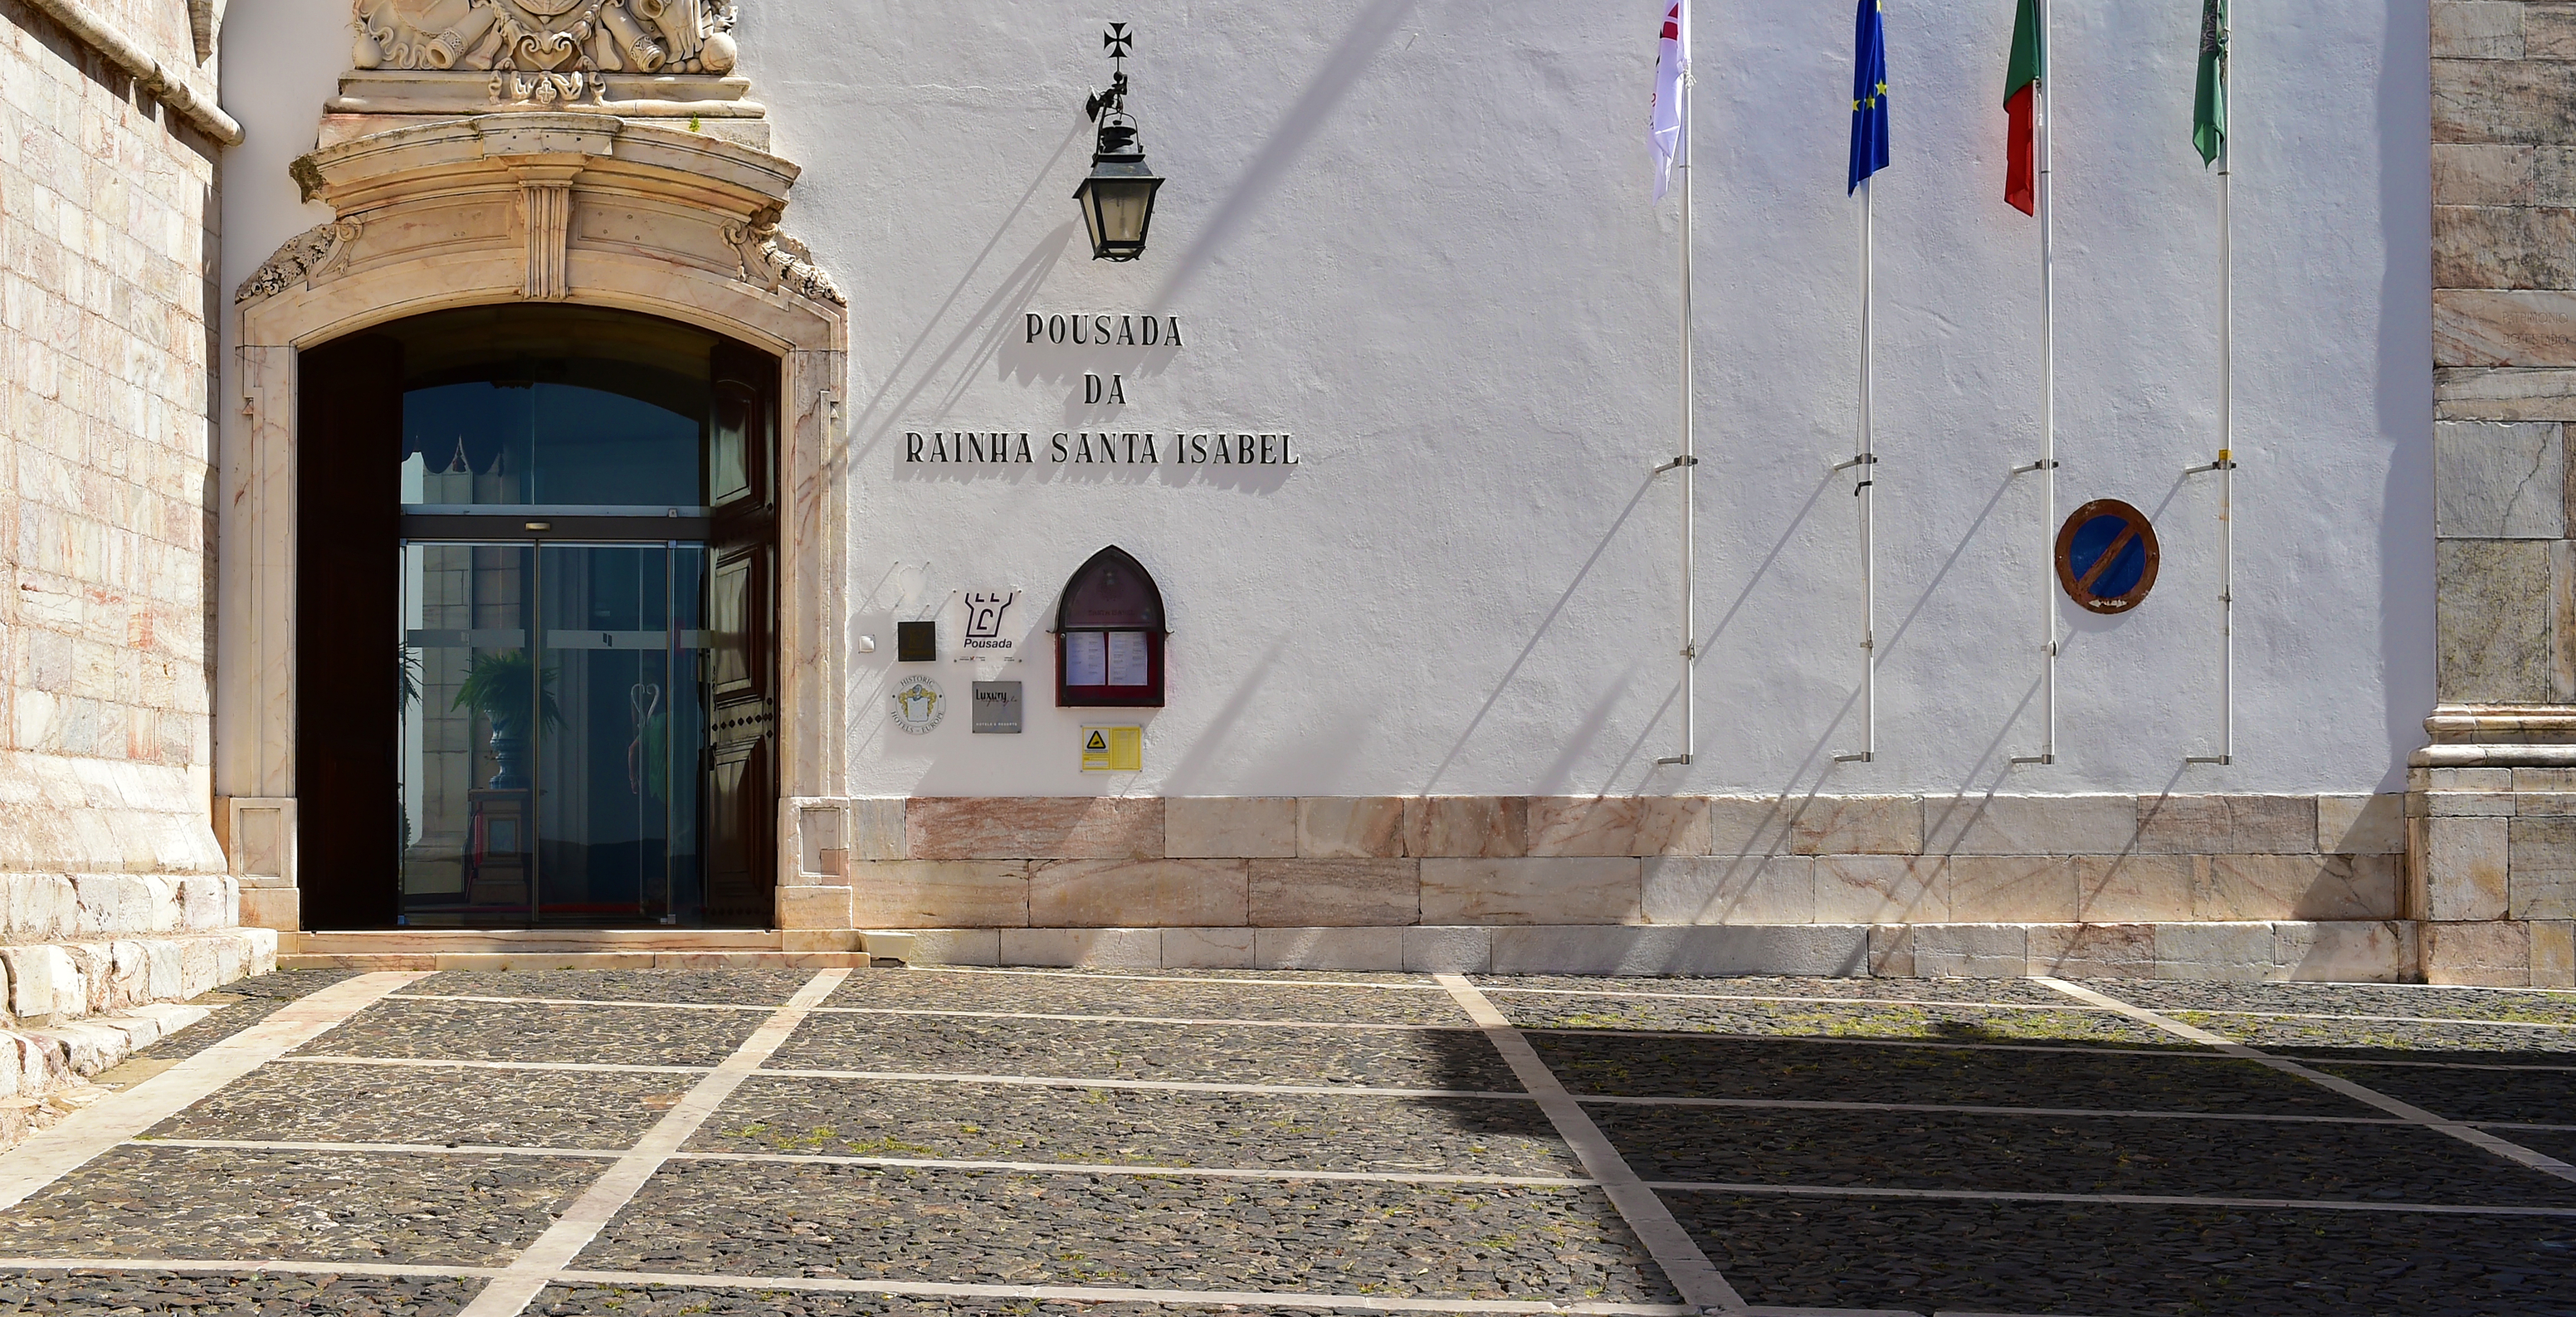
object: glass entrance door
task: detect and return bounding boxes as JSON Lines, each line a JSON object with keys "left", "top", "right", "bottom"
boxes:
{"left": 398, "top": 542, "right": 710, "bottom": 925}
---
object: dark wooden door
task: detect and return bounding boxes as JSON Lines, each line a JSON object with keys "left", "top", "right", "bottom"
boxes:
{"left": 297, "top": 334, "right": 404, "bottom": 929}
{"left": 701, "top": 341, "right": 778, "bottom": 926}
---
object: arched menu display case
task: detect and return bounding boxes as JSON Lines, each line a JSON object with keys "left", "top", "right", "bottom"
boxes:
{"left": 1054, "top": 546, "right": 1167, "bottom": 707}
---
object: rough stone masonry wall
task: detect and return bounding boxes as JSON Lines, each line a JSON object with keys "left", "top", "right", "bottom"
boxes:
{"left": 2419, "top": 1, "right": 2576, "bottom": 988}
{"left": 790, "top": 794, "right": 2424, "bottom": 983}
{"left": 0, "top": 0, "right": 272, "bottom": 1118}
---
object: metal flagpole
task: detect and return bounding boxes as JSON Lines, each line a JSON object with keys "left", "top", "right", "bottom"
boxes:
{"left": 1837, "top": 178, "right": 1876, "bottom": 763}
{"left": 2189, "top": 1, "right": 2235, "bottom": 767}
{"left": 1658, "top": 6, "right": 1697, "bottom": 768}
{"left": 2014, "top": 0, "right": 2056, "bottom": 767}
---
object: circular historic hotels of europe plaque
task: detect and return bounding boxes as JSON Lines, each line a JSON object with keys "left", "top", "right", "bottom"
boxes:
{"left": 890, "top": 676, "right": 946, "bottom": 734}
{"left": 2054, "top": 499, "right": 2160, "bottom": 614}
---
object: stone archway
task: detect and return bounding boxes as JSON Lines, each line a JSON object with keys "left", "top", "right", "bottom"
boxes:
{"left": 221, "top": 110, "right": 850, "bottom": 936}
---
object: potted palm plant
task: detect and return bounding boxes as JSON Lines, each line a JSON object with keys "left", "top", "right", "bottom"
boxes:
{"left": 454, "top": 649, "right": 564, "bottom": 789}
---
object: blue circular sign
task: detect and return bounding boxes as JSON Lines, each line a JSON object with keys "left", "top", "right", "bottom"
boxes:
{"left": 2055, "top": 499, "right": 2160, "bottom": 614}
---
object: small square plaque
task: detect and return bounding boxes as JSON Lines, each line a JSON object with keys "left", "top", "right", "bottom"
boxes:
{"left": 896, "top": 620, "right": 937, "bottom": 662}
{"left": 972, "top": 680, "right": 1023, "bottom": 734}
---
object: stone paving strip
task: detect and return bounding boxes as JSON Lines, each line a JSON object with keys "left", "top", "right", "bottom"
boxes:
{"left": 2299, "top": 1059, "right": 2576, "bottom": 1125}
{"left": 2101, "top": 979, "right": 2576, "bottom": 1026}
{"left": 2164, "top": 1012, "right": 2576, "bottom": 1060}
{"left": 839, "top": 968, "right": 1471, "bottom": 1026}
{"left": 690, "top": 1076, "right": 1588, "bottom": 1177}
{"left": 0, "top": 971, "right": 427, "bottom": 1212}
{"left": 0, "top": 1145, "right": 598, "bottom": 1266}
{"left": 294, "top": 998, "right": 771, "bottom": 1067}
{"left": 1525, "top": 1032, "right": 2374, "bottom": 1116}
{"left": 453, "top": 969, "right": 851, "bottom": 1317}
{"left": 1434, "top": 975, "right": 1740, "bottom": 1313}
{"left": 572, "top": 1160, "right": 1681, "bottom": 1305}
{"left": 1591, "top": 1105, "right": 2576, "bottom": 1205}
{"left": 2040, "top": 978, "right": 2576, "bottom": 1193}
{"left": 1669, "top": 1195, "right": 2576, "bottom": 1317}
{"left": 124, "top": 968, "right": 363, "bottom": 1062}
{"left": 767, "top": 1014, "right": 1524, "bottom": 1091}
{"left": 1471, "top": 975, "right": 2084, "bottom": 1008}
{"left": 0, "top": 1266, "right": 483, "bottom": 1314}
{"left": 1490, "top": 999, "right": 2177, "bottom": 1050}
{"left": 139, "top": 1061, "right": 685, "bottom": 1149}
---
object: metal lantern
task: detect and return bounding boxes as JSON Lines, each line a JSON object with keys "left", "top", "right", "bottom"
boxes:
{"left": 1076, "top": 24, "right": 1164, "bottom": 261}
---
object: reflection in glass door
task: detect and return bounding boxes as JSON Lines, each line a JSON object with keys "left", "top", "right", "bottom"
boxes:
{"left": 398, "top": 542, "right": 708, "bottom": 925}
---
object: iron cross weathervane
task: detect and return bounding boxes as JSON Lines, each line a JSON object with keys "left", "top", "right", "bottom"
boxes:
{"left": 1086, "top": 23, "right": 1132, "bottom": 124}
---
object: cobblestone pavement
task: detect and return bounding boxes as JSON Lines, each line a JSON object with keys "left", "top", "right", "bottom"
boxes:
{"left": 0, "top": 968, "right": 2569, "bottom": 1316}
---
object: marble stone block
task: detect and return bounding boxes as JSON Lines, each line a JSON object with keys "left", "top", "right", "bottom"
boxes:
{"left": 1405, "top": 797, "right": 1528, "bottom": 858}
{"left": 2027, "top": 922, "right": 2157, "bottom": 979}
{"left": 2422, "top": 919, "right": 2535, "bottom": 986}
{"left": 1248, "top": 859, "right": 1418, "bottom": 927}
{"left": 237, "top": 885, "right": 299, "bottom": 932}
{"left": 774, "top": 884, "right": 851, "bottom": 931}
{"left": 2436, "top": 421, "right": 2567, "bottom": 537}
{"left": 2533, "top": 6, "right": 2576, "bottom": 60}
{"left": 2436, "top": 539, "right": 2564, "bottom": 702}
{"left": 2432, "top": 146, "right": 2544, "bottom": 208}
{"left": 1000, "top": 928, "right": 1161, "bottom": 970}
{"left": 2197, "top": 854, "right": 2403, "bottom": 921}
{"left": 2432, "top": 2, "right": 2525, "bottom": 60}
{"left": 1640, "top": 856, "right": 1816, "bottom": 924}
{"left": 1788, "top": 795, "right": 1923, "bottom": 856}
{"left": 2072, "top": 855, "right": 2198, "bottom": 923}
{"left": 1403, "top": 925, "right": 1493, "bottom": 973}
{"left": 1812, "top": 855, "right": 1942, "bottom": 923}
{"left": 2509, "top": 816, "right": 2576, "bottom": 916}
{"left": 1865, "top": 924, "right": 1914, "bottom": 976}
{"left": 2153, "top": 923, "right": 2290, "bottom": 983}
{"left": 1297, "top": 798, "right": 1408, "bottom": 858}
{"left": 2437, "top": 206, "right": 2576, "bottom": 290}
{"left": 1925, "top": 795, "right": 2139, "bottom": 856}
{"left": 2440, "top": 366, "right": 2576, "bottom": 425}
{"left": 1161, "top": 927, "right": 1256, "bottom": 969}
{"left": 1166, "top": 798, "right": 1297, "bottom": 858}
{"left": 2433, "top": 58, "right": 2576, "bottom": 146}
{"left": 2437, "top": 288, "right": 2576, "bottom": 367}
{"left": 848, "top": 798, "right": 905, "bottom": 861}
{"left": 2318, "top": 794, "right": 2407, "bottom": 854}
{"left": 1029, "top": 858, "right": 1249, "bottom": 928}
{"left": 1525, "top": 796, "right": 1710, "bottom": 856}
{"left": 1940, "top": 856, "right": 2079, "bottom": 923}
{"left": 1705, "top": 796, "right": 1796, "bottom": 857}
{"left": 907, "top": 797, "right": 1163, "bottom": 860}
{"left": 2430, "top": 791, "right": 2520, "bottom": 816}
{"left": 0, "top": 947, "right": 77, "bottom": 1022}
{"left": 2528, "top": 919, "right": 2575, "bottom": 987}
{"left": 2273, "top": 921, "right": 2415, "bottom": 983}
{"left": 1910, "top": 924, "right": 2033, "bottom": 978}
{"left": 849, "top": 861, "right": 1029, "bottom": 928}
{"left": 1253, "top": 927, "right": 1404, "bottom": 972}
{"left": 902, "top": 929, "right": 1002, "bottom": 966}
{"left": 2419, "top": 814, "right": 2513, "bottom": 919}
{"left": 796, "top": 805, "right": 846, "bottom": 880}
{"left": 2135, "top": 795, "right": 2320, "bottom": 855}
{"left": 1488, "top": 924, "right": 1867, "bottom": 978}
{"left": 1420, "top": 857, "right": 1642, "bottom": 925}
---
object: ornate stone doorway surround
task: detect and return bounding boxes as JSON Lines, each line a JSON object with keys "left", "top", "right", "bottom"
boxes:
{"left": 221, "top": 111, "right": 850, "bottom": 937}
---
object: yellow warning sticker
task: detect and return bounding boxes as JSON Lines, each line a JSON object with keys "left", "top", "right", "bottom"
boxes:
{"left": 1080, "top": 724, "right": 1142, "bottom": 772}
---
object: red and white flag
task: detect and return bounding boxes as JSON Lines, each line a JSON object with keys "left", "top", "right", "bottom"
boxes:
{"left": 1650, "top": 1, "right": 1690, "bottom": 198}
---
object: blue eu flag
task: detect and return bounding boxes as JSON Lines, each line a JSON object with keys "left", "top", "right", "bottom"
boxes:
{"left": 1849, "top": 0, "right": 1890, "bottom": 193}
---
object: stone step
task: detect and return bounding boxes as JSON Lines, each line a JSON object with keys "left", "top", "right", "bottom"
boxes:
{"left": 278, "top": 949, "right": 882, "bottom": 971}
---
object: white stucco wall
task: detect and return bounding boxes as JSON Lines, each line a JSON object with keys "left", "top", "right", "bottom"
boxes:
{"left": 219, "top": 0, "right": 2434, "bottom": 801}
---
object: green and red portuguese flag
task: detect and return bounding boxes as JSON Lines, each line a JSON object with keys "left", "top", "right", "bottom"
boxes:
{"left": 2194, "top": 0, "right": 2228, "bottom": 165}
{"left": 2001, "top": 0, "right": 2042, "bottom": 214}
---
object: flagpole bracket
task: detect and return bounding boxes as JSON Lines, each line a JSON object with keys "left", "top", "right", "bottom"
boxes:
{"left": 2012, "top": 458, "right": 2060, "bottom": 476}
{"left": 1652, "top": 455, "right": 1699, "bottom": 475}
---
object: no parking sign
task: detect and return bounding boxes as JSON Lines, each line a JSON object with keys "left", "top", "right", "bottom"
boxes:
{"left": 2055, "top": 500, "right": 2160, "bottom": 615}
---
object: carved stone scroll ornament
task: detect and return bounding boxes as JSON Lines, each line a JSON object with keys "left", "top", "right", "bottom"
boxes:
{"left": 350, "top": 0, "right": 737, "bottom": 78}
{"left": 724, "top": 209, "right": 845, "bottom": 306}
{"left": 233, "top": 222, "right": 363, "bottom": 305}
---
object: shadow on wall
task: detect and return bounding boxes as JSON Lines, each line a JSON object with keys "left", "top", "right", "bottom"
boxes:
{"left": 1150, "top": 0, "right": 1423, "bottom": 310}
{"left": 848, "top": 121, "right": 1090, "bottom": 465}
{"left": 2377, "top": 0, "right": 2437, "bottom": 788}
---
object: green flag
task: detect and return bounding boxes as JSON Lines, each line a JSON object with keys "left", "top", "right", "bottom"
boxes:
{"left": 2193, "top": 0, "right": 2227, "bottom": 165}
